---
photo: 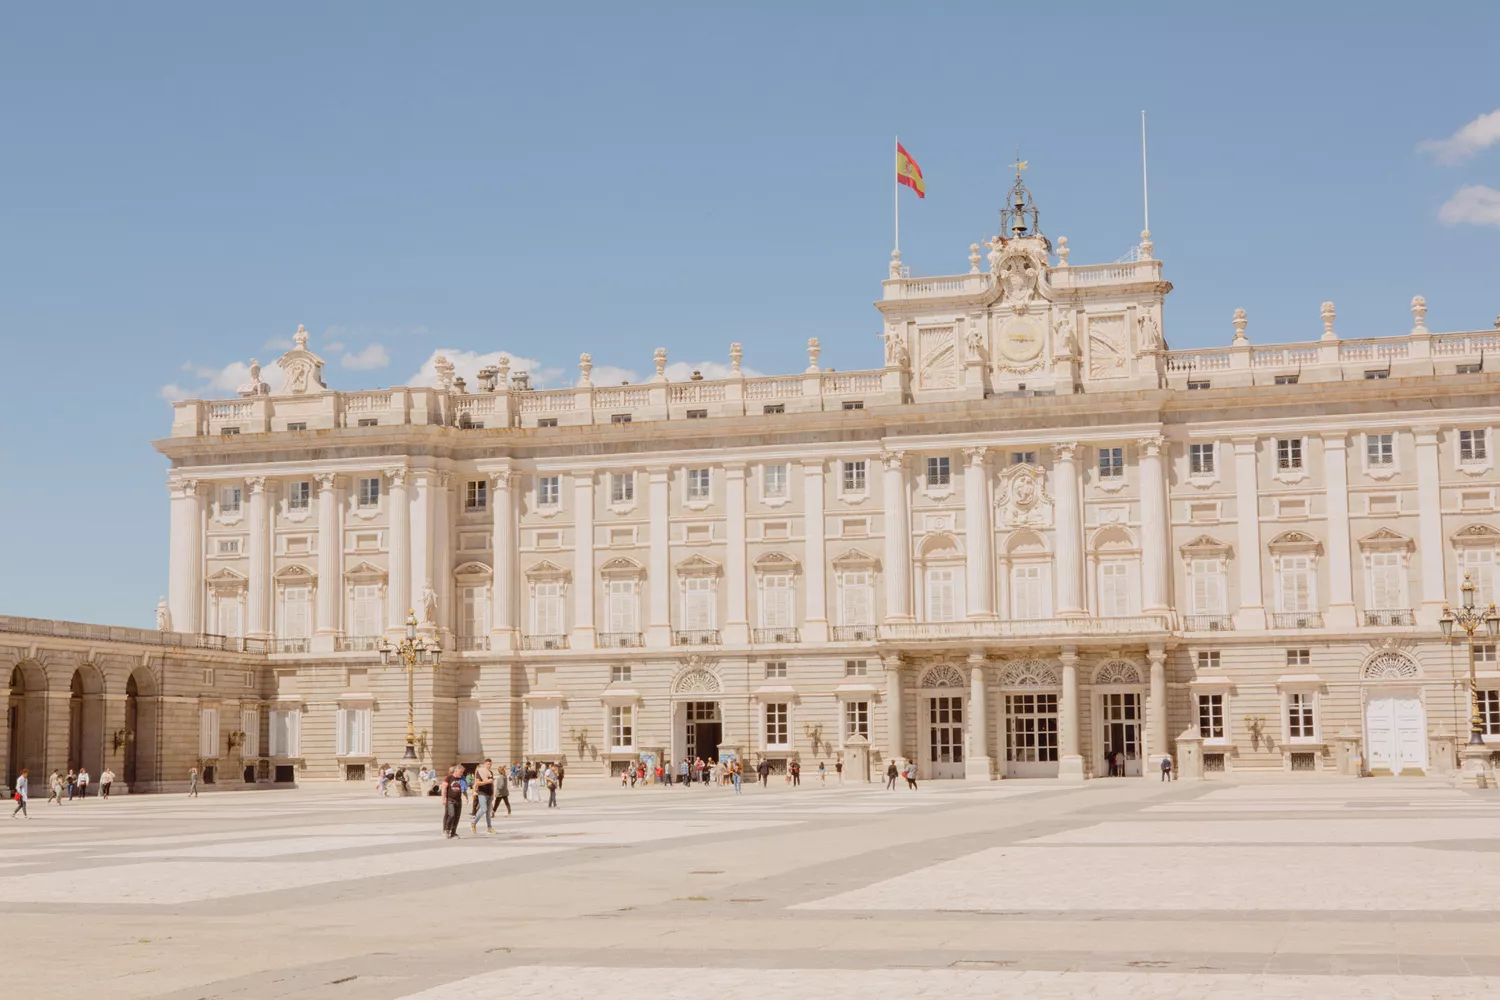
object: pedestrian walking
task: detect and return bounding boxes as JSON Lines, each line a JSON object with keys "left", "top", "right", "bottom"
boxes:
{"left": 904, "top": 760, "right": 918, "bottom": 790}
{"left": 885, "top": 759, "right": 898, "bottom": 790}
{"left": 441, "top": 766, "right": 465, "bottom": 838}
{"left": 99, "top": 767, "right": 114, "bottom": 799}
{"left": 835, "top": 758, "right": 843, "bottom": 783}
{"left": 757, "top": 758, "right": 770, "bottom": 788}
{"left": 731, "top": 759, "right": 743, "bottom": 794}
{"left": 187, "top": 767, "right": 200, "bottom": 797}
{"left": 46, "top": 770, "right": 62, "bottom": 805}
{"left": 76, "top": 768, "right": 90, "bottom": 800}
{"left": 528, "top": 765, "right": 543, "bottom": 804}
{"left": 679, "top": 758, "right": 689, "bottom": 786}
{"left": 1160, "top": 755, "right": 1173, "bottom": 781}
{"left": 545, "top": 765, "right": 559, "bottom": 808}
{"left": 490, "top": 762, "right": 512, "bottom": 818}
{"left": 11, "top": 770, "right": 28, "bottom": 818}
{"left": 817, "top": 761, "right": 827, "bottom": 785}
{"left": 65, "top": 769, "right": 77, "bottom": 801}
{"left": 471, "top": 759, "right": 497, "bottom": 835}
{"left": 790, "top": 760, "right": 801, "bottom": 787}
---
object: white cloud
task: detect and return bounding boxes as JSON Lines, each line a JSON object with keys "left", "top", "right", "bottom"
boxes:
{"left": 340, "top": 344, "right": 391, "bottom": 371}
{"left": 405, "top": 349, "right": 563, "bottom": 390}
{"left": 157, "top": 360, "right": 254, "bottom": 401}
{"left": 1438, "top": 185, "right": 1500, "bottom": 227}
{"left": 1419, "top": 109, "right": 1500, "bottom": 165}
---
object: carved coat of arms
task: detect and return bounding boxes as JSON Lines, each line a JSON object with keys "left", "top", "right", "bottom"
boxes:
{"left": 994, "top": 464, "right": 1054, "bottom": 527}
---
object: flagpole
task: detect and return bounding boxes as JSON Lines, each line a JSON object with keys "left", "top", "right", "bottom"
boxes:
{"left": 893, "top": 135, "right": 900, "bottom": 257}
{"left": 1140, "top": 111, "right": 1150, "bottom": 234}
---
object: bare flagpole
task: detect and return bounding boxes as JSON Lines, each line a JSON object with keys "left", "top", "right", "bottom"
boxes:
{"left": 1140, "top": 111, "right": 1150, "bottom": 235}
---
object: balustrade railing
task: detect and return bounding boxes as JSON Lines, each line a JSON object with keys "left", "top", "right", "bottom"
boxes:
{"left": 879, "top": 615, "right": 1169, "bottom": 641}
{"left": 521, "top": 634, "right": 569, "bottom": 650}
{"left": 1362, "top": 609, "right": 1415, "bottom": 627}
{"left": 1182, "top": 615, "right": 1235, "bottom": 632}
{"left": 752, "top": 628, "right": 800, "bottom": 644}
{"left": 669, "top": 383, "right": 726, "bottom": 404}
{"left": 335, "top": 635, "right": 381, "bottom": 652}
{"left": 597, "top": 631, "right": 644, "bottom": 648}
{"left": 1270, "top": 612, "right": 1324, "bottom": 629}
{"left": 272, "top": 638, "right": 311, "bottom": 653}
{"left": 831, "top": 625, "right": 879, "bottom": 642}
{"left": 455, "top": 635, "right": 491, "bottom": 651}
{"left": 744, "top": 377, "right": 803, "bottom": 399}
{"left": 673, "top": 629, "right": 722, "bottom": 646}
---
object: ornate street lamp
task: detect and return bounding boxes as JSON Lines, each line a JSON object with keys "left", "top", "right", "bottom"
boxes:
{"left": 1438, "top": 573, "right": 1500, "bottom": 747}
{"left": 377, "top": 609, "right": 443, "bottom": 760}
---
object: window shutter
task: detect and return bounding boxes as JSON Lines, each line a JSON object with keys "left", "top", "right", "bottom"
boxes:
{"left": 219, "top": 600, "right": 242, "bottom": 639}
{"left": 535, "top": 583, "right": 563, "bottom": 634}
{"left": 241, "top": 708, "right": 259, "bottom": 757}
{"left": 458, "top": 707, "right": 482, "bottom": 756}
{"left": 842, "top": 573, "right": 872, "bottom": 625}
{"left": 352, "top": 586, "right": 381, "bottom": 637}
{"left": 763, "top": 575, "right": 792, "bottom": 628}
{"left": 926, "top": 569, "right": 957, "bottom": 622}
{"left": 199, "top": 708, "right": 219, "bottom": 758}
{"left": 283, "top": 587, "right": 310, "bottom": 639}
{"left": 685, "top": 578, "right": 713, "bottom": 629}
{"left": 608, "top": 580, "right": 636, "bottom": 633}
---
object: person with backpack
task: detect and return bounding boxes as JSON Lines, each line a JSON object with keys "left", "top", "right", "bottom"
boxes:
{"left": 544, "top": 764, "right": 559, "bottom": 808}
{"left": 885, "top": 759, "right": 899, "bottom": 791}
{"left": 11, "top": 769, "right": 28, "bottom": 818}
{"left": 1160, "top": 754, "right": 1173, "bottom": 781}
{"left": 904, "top": 760, "right": 918, "bottom": 790}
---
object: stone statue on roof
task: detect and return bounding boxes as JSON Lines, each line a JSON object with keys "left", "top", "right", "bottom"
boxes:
{"left": 275, "top": 325, "right": 327, "bottom": 395}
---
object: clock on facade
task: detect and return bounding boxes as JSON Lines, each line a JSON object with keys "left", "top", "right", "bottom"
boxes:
{"left": 998, "top": 317, "right": 1044, "bottom": 363}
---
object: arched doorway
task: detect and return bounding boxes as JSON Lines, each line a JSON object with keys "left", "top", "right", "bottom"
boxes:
{"left": 1093, "top": 659, "right": 1146, "bottom": 777}
{"left": 67, "top": 666, "right": 105, "bottom": 779}
{"left": 7, "top": 664, "right": 47, "bottom": 787}
{"left": 917, "top": 664, "right": 967, "bottom": 779}
{"left": 123, "top": 668, "right": 159, "bottom": 791}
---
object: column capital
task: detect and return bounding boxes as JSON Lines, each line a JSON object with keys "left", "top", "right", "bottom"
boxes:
{"left": 1059, "top": 644, "right": 1079, "bottom": 663}
{"left": 966, "top": 648, "right": 988, "bottom": 666}
{"left": 1413, "top": 426, "right": 1441, "bottom": 446}
{"left": 1148, "top": 643, "right": 1166, "bottom": 665}
{"left": 1136, "top": 435, "right": 1165, "bottom": 458}
{"left": 245, "top": 476, "right": 267, "bottom": 494}
{"left": 723, "top": 461, "right": 748, "bottom": 476}
{"left": 880, "top": 449, "right": 908, "bottom": 471}
{"left": 385, "top": 467, "right": 410, "bottom": 487}
{"left": 170, "top": 477, "right": 200, "bottom": 498}
{"left": 962, "top": 446, "right": 989, "bottom": 466}
{"left": 1051, "top": 441, "right": 1079, "bottom": 462}
{"left": 315, "top": 472, "right": 340, "bottom": 493}
{"left": 800, "top": 458, "right": 826, "bottom": 473}
{"left": 487, "top": 468, "right": 513, "bottom": 489}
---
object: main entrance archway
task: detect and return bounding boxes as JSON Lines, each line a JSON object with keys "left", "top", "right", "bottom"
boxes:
{"left": 1094, "top": 660, "right": 1145, "bottom": 777}
{"left": 918, "top": 665, "right": 966, "bottom": 779}
{"left": 7, "top": 663, "right": 47, "bottom": 787}
{"left": 67, "top": 665, "right": 105, "bottom": 778}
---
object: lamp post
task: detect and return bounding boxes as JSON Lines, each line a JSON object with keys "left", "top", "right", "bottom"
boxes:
{"left": 1438, "top": 573, "right": 1500, "bottom": 751}
{"left": 377, "top": 610, "right": 443, "bottom": 761}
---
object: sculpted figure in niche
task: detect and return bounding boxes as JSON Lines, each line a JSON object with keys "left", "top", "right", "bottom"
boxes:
{"left": 420, "top": 581, "right": 438, "bottom": 624}
{"left": 966, "top": 327, "right": 985, "bottom": 359}
{"left": 1138, "top": 310, "right": 1164, "bottom": 351}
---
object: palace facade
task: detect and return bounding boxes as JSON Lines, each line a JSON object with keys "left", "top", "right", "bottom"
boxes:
{"left": 9, "top": 178, "right": 1500, "bottom": 790}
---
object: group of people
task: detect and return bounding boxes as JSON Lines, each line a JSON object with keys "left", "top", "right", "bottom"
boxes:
{"left": 11, "top": 766, "right": 120, "bottom": 817}
{"left": 884, "top": 759, "right": 919, "bottom": 790}
{"left": 437, "top": 758, "right": 563, "bottom": 838}
{"left": 620, "top": 756, "right": 858, "bottom": 790}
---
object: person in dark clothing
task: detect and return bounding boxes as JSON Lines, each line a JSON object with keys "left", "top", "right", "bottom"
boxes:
{"left": 491, "top": 763, "right": 512, "bottom": 817}
{"left": 885, "top": 759, "right": 899, "bottom": 790}
{"left": 1160, "top": 755, "right": 1173, "bottom": 781}
{"left": 757, "top": 758, "right": 771, "bottom": 787}
{"left": 441, "top": 766, "right": 465, "bottom": 838}
{"left": 790, "top": 760, "right": 801, "bottom": 787}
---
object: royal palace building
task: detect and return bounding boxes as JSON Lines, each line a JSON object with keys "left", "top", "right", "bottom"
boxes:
{"left": 9, "top": 178, "right": 1500, "bottom": 791}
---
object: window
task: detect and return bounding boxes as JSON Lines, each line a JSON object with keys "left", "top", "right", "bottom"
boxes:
{"left": 1098, "top": 447, "right": 1124, "bottom": 479}
{"left": 1197, "top": 694, "right": 1225, "bottom": 739}
{"left": 687, "top": 468, "right": 711, "bottom": 501}
{"left": 350, "top": 584, "right": 382, "bottom": 637}
{"left": 1011, "top": 451, "right": 1036, "bottom": 466}
{"left": 457, "top": 706, "right": 482, "bottom": 756}
{"left": 765, "top": 703, "right": 789, "bottom": 748}
{"left": 199, "top": 707, "right": 220, "bottom": 758}
{"left": 1461, "top": 429, "right": 1489, "bottom": 464}
{"left": 607, "top": 579, "right": 638, "bottom": 634}
{"left": 1459, "top": 363, "right": 1483, "bottom": 375}
{"left": 1366, "top": 433, "right": 1394, "bottom": 467}
{"left": 459, "top": 586, "right": 487, "bottom": 638}
{"left": 1197, "top": 651, "right": 1221, "bottom": 670}
{"left": 686, "top": 409, "right": 707, "bottom": 419}
{"left": 609, "top": 706, "right": 634, "bottom": 750}
{"left": 610, "top": 472, "right": 635, "bottom": 505}
{"left": 1189, "top": 558, "right": 1226, "bottom": 615}
{"left": 281, "top": 586, "right": 311, "bottom": 639}
{"left": 288, "top": 481, "right": 311, "bottom": 511}
{"left": 1098, "top": 562, "right": 1131, "bottom": 617}
{"left": 684, "top": 576, "right": 715, "bottom": 629}
{"left": 1286, "top": 648, "right": 1311, "bottom": 667}
{"left": 1276, "top": 438, "right": 1303, "bottom": 470}
{"left": 1364, "top": 370, "right": 1389, "bottom": 380}
{"left": 763, "top": 464, "right": 787, "bottom": 498}
{"left": 537, "top": 418, "right": 558, "bottom": 428}
{"left": 533, "top": 582, "right": 564, "bottom": 635}
{"left": 221, "top": 486, "right": 242, "bottom": 515}
{"left": 1012, "top": 564, "right": 1044, "bottom": 620}
{"left": 357, "top": 418, "right": 379, "bottom": 427}
{"left": 763, "top": 403, "right": 785, "bottom": 415}
{"left": 465, "top": 480, "right": 487, "bottom": 511}
{"left": 530, "top": 704, "right": 560, "bottom": 755}
{"left": 336, "top": 707, "right": 371, "bottom": 757}
{"left": 1287, "top": 692, "right": 1314, "bottom": 740}
{"left": 764, "top": 661, "right": 787, "bottom": 679}
{"left": 1477, "top": 644, "right": 1498, "bottom": 664}
{"left": 268, "top": 709, "right": 300, "bottom": 756}
{"left": 1278, "top": 555, "right": 1314, "bottom": 613}
{"left": 241, "top": 707, "right": 259, "bottom": 757}
{"left": 537, "top": 476, "right": 560, "bottom": 507}
{"left": 761, "top": 574, "right": 794, "bottom": 628}
{"left": 1189, "top": 443, "right": 1215, "bottom": 475}
{"left": 1274, "top": 375, "right": 1299, "bottom": 385}
{"left": 216, "top": 596, "right": 242, "bottom": 638}
{"left": 926, "top": 456, "right": 951, "bottom": 487}
{"left": 845, "top": 659, "right": 868, "bottom": 676}
{"left": 842, "top": 460, "right": 867, "bottom": 494}
{"left": 840, "top": 571, "right": 873, "bottom": 625}
{"left": 216, "top": 538, "right": 241, "bottom": 556}
{"left": 286, "top": 421, "right": 308, "bottom": 431}
{"left": 611, "top": 413, "right": 631, "bottom": 424}
{"left": 842, "top": 400, "right": 864, "bottom": 411}
{"left": 221, "top": 426, "right": 241, "bottom": 435}
{"left": 1187, "top": 379, "right": 1211, "bottom": 390}
{"left": 357, "top": 477, "right": 380, "bottom": 508}
{"left": 1461, "top": 548, "right": 1497, "bottom": 606}
{"left": 844, "top": 700, "right": 870, "bottom": 740}
{"left": 1367, "top": 552, "right": 1404, "bottom": 610}
{"left": 925, "top": 567, "right": 959, "bottom": 622}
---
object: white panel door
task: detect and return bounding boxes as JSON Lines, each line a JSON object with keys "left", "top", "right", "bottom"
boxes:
{"left": 1393, "top": 695, "right": 1428, "bottom": 773}
{"left": 1366, "top": 694, "right": 1427, "bottom": 775}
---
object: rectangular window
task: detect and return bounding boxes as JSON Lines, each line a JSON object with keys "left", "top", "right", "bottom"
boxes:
{"left": 1364, "top": 370, "right": 1389, "bottom": 380}
{"left": 845, "top": 659, "right": 868, "bottom": 676}
{"left": 216, "top": 538, "right": 241, "bottom": 556}
{"left": 761, "top": 575, "right": 794, "bottom": 629}
{"left": 684, "top": 576, "right": 715, "bottom": 629}
{"left": 221, "top": 426, "right": 241, "bottom": 435}
{"left": 336, "top": 707, "right": 371, "bottom": 757}
{"left": 199, "top": 707, "right": 220, "bottom": 758}
{"left": 288, "top": 481, "right": 311, "bottom": 511}
{"left": 610, "top": 664, "right": 632, "bottom": 683}
{"left": 842, "top": 460, "right": 867, "bottom": 494}
{"left": 457, "top": 706, "right": 482, "bottom": 756}
{"left": 925, "top": 567, "right": 959, "bottom": 622}
{"left": 1368, "top": 552, "right": 1404, "bottom": 610}
{"left": 268, "top": 709, "right": 300, "bottom": 757}
{"left": 763, "top": 403, "right": 785, "bottom": 415}
{"left": 1197, "top": 693, "right": 1225, "bottom": 739}
{"left": 1274, "top": 375, "right": 1299, "bottom": 385}
{"left": 357, "top": 418, "right": 379, "bottom": 427}
{"left": 844, "top": 700, "right": 870, "bottom": 740}
{"left": 1287, "top": 693, "right": 1315, "bottom": 740}
{"left": 763, "top": 464, "right": 787, "bottom": 498}
{"left": 281, "top": 586, "right": 311, "bottom": 639}
{"left": 1189, "top": 443, "right": 1215, "bottom": 475}
{"left": 217, "top": 598, "right": 242, "bottom": 639}
{"left": 1481, "top": 690, "right": 1500, "bottom": 735}
{"left": 357, "top": 477, "right": 380, "bottom": 508}
{"left": 1187, "top": 379, "right": 1211, "bottom": 390}
{"left": 1098, "top": 447, "right": 1124, "bottom": 479}
{"left": 241, "top": 707, "right": 259, "bottom": 757}
{"left": 1461, "top": 548, "right": 1497, "bottom": 606}
{"left": 530, "top": 704, "right": 560, "bottom": 755}
{"left": 537, "top": 476, "right": 560, "bottom": 506}
{"left": 764, "top": 661, "right": 787, "bottom": 679}
{"left": 607, "top": 580, "right": 637, "bottom": 634}
{"left": 1276, "top": 438, "right": 1303, "bottom": 470}
{"left": 533, "top": 582, "right": 564, "bottom": 635}
{"left": 1477, "top": 644, "right": 1498, "bottom": 664}
{"left": 1012, "top": 564, "right": 1044, "bottom": 620}
{"left": 1197, "top": 650, "right": 1221, "bottom": 670}
{"left": 840, "top": 571, "right": 873, "bottom": 625}
{"left": 1278, "top": 555, "right": 1314, "bottom": 613}
{"left": 687, "top": 468, "right": 711, "bottom": 500}
{"left": 537, "top": 417, "right": 558, "bottom": 428}
{"left": 1367, "top": 433, "right": 1394, "bottom": 467}
{"left": 1286, "top": 648, "right": 1311, "bottom": 667}
{"left": 611, "top": 472, "right": 635, "bottom": 505}
{"left": 842, "top": 400, "right": 864, "bottom": 411}
{"left": 1461, "top": 429, "right": 1489, "bottom": 464}
{"left": 765, "top": 703, "right": 789, "bottom": 748}
{"left": 465, "top": 480, "right": 487, "bottom": 511}
{"left": 286, "top": 421, "right": 308, "bottom": 431}
{"left": 1011, "top": 451, "right": 1035, "bottom": 466}
{"left": 350, "top": 584, "right": 382, "bottom": 637}
{"left": 1459, "top": 363, "right": 1483, "bottom": 375}
{"left": 459, "top": 585, "right": 487, "bottom": 638}
{"left": 611, "top": 413, "right": 631, "bottom": 424}
{"left": 686, "top": 409, "right": 707, "bottom": 419}
{"left": 221, "top": 486, "right": 242, "bottom": 515}
{"left": 1190, "top": 558, "right": 1225, "bottom": 615}
{"left": 926, "top": 456, "right": 951, "bottom": 488}
{"left": 1098, "top": 562, "right": 1131, "bottom": 617}
{"left": 609, "top": 706, "right": 634, "bottom": 750}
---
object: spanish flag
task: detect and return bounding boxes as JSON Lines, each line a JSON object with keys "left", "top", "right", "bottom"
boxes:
{"left": 896, "top": 142, "right": 925, "bottom": 198}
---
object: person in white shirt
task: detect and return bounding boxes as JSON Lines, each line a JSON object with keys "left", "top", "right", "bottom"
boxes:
{"left": 76, "top": 768, "right": 90, "bottom": 800}
{"left": 10, "top": 770, "right": 27, "bottom": 818}
{"left": 99, "top": 768, "right": 114, "bottom": 799}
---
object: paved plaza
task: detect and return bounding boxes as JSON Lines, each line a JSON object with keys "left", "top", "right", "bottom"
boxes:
{"left": 5, "top": 776, "right": 1500, "bottom": 998}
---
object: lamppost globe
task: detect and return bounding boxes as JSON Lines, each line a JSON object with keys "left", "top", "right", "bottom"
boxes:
{"left": 1462, "top": 574, "right": 1476, "bottom": 610}
{"left": 1487, "top": 607, "right": 1500, "bottom": 639}
{"left": 1440, "top": 611, "right": 1455, "bottom": 640}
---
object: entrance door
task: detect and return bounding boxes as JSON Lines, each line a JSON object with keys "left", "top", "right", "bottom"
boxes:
{"left": 685, "top": 701, "right": 722, "bottom": 761}
{"left": 1365, "top": 693, "right": 1427, "bottom": 775}
{"left": 926, "top": 696, "right": 964, "bottom": 779}
{"left": 1100, "top": 692, "right": 1142, "bottom": 777}
{"left": 1005, "top": 693, "right": 1059, "bottom": 778}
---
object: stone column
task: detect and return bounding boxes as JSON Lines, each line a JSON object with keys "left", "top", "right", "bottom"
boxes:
{"left": 723, "top": 463, "right": 749, "bottom": 644}
{"left": 431, "top": 473, "right": 454, "bottom": 642}
{"left": 647, "top": 467, "right": 672, "bottom": 648}
{"left": 245, "top": 476, "right": 272, "bottom": 639}
{"left": 168, "top": 478, "right": 204, "bottom": 635}
{"left": 410, "top": 471, "right": 437, "bottom": 630}
{"left": 1058, "top": 645, "right": 1085, "bottom": 779}
{"left": 489, "top": 469, "right": 517, "bottom": 650}
{"left": 1138, "top": 436, "right": 1170, "bottom": 615}
{"left": 883, "top": 655, "right": 905, "bottom": 765}
{"left": 386, "top": 468, "right": 412, "bottom": 633}
{"left": 802, "top": 460, "right": 829, "bottom": 642}
{"left": 965, "top": 649, "right": 992, "bottom": 780}
{"left": 1232, "top": 438, "right": 1267, "bottom": 629}
{"left": 313, "top": 474, "right": 343, "bottom": 651}
{"left": 1052, "top": 443, "right": 1084, "bottom": 615}
{"left": 1322, "top": 435, "right": 1357, "bottom": 629}
{"left": 572, "top": 470, "right": 596, "bottom": 648}
{"left": 1415, "top": 428, "right": 1447, "bottom": 626}
{"left": 881, "top": 451, "right": 912, "bottom": 622}
{"left": 1146, "top": 644, "right": 1169, "bottom": 773}
{"left": 963, "top": 447, "right": 995, "bottom": 618}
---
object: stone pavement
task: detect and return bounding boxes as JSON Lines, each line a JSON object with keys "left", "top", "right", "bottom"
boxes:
{"left": 4, "top": 775, "right": 1500, "bottom": 998}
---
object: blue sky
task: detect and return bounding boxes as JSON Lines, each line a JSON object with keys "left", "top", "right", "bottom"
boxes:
{"left": 2, "top": 4, "right": 1497, "bottom": 626}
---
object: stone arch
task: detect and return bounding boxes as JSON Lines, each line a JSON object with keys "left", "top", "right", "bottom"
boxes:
{"left": 123, "top": 666, "right": 160, "bottom": 789}
{"left": 68, "top": 662, "right": 107, "bottom": 777}
{"left": 1090, "top": 524, "right": 1138, "bottom": 553}
{"left": 918, "top": 532, "right": 963, "bottom": 560}
{"left": 1094, "top": 659, "right": 1143, "bottom": 685}
{"left": 920, "top": 664, "right": 966, "bottom": 689}
{"left": 672, "top": 668, "right": 721, "bottom": 695}
{"left": 7, "top": 661, "right": 48, "bottom": 788}
{"left": 999, "top": 659, "right": 1060, "bottom": 688}
{"left": 1361, "top": 649, "right": 1421, "bottom": 680}
{"left": 1005, "top": 528, "right": 1049, "bottom": 556}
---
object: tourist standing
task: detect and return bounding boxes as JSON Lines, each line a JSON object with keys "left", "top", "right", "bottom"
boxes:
{"left": 441, "top": 765, "right": 464, "bottom": 838}
{"left": 835, "top": 758, "right": 843, "bottom": 783}
{"left": 1160, "top": 755, "right": 1173, "bottom": 782}
{"left": 757, "top": 758, "right": 770, "bottom": 788}
{"left": 679, "top": 758, "right": 689, "bottom": 786}
{"left": 187, "top": 767, "right": 200, "bottom": 797}
{"left": 790, "top": 760, "right": 801, "bottom": 787}
{"left": 76, "top": 768, "right": 90, "bottom": 800}
{"left": 817, "top": 761, "right": 827, "bottom": 785}
{"left": 731, "top": 759, "right": 742, "bottom": 794}
{"left": 904, "top": 760, "right": 918, "bottom": 790}
{"left": 11, "top": 770, "right": 28, "bottom": 818}
{"left": 471, "top": 759, "right": 496, "bottom": 835}
{"left": 545, "top": 764, "right": 559, "bottom": 808}
{"left": 65, "top": 769, "right": 77, "bottom": 801}
{"left": 885, "top": 759, "right": 899, "bottom": 790}
{"left": 490, "top": 763, "right": 511, "bottom": 818}
{"left": 46, "top": 770, "right": 62, "bottom": 805}
{"left": 99, "top": 767, "right": 114, "bottom": 799}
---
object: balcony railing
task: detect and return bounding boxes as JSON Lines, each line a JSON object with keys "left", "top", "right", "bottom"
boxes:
{"left": 752, "top": 627, "right": 800, "bottom": 644}
{"left": 1362, "top": 609, "right": 1416, "bottom": 627}
{"left": 831, "top": 625, "right": 879, "bottom": 642}
{"left": 1270, "top": 612, "right": 1324, "bottom": 629}
{"left": 455, "top": 635, "right": 491, "bottom": 651}
{"left": 597, "top": 631, "right": 644, "bottom": 648}
{"left": 335, "top": 635, "right": 381, "bottom": 652}
{"left": 879, "top": 615, "right": 1170, "bottom": 642}
{"left": 1183, "top": 615, "right": 1235, "bottom": 632}
{"left": 673, "top": 629, "right": 722, "bottom": 646}
{"left": 522, "top": 634, "right": 569, "bottom": 651}
{"left": 273, "top": 638, "right": 311, "bottom": 653}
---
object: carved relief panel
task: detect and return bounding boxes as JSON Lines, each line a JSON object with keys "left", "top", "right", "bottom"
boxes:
{"left": 918, "top": 326, "right": 958, "bottom": 389}
{"left": 1087, "top": 314, "right": 1129, "bottom": 379}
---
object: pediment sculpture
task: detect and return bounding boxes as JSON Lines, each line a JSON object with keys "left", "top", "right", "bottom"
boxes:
{"left": 275, "top": 325, "right": 327, "bottom": 395}
{"left": 995, "top": 464, "right": 1053, "bottom": 527}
